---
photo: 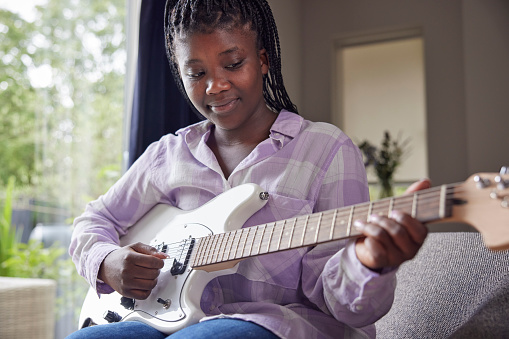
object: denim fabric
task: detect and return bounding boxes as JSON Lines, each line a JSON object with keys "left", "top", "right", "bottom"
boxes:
{"left": 66, "top": 318, "right": 279, "bottom": 339}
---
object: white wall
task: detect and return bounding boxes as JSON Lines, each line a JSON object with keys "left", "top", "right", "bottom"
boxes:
{"left": 463, "top": 0, "right": 509, "bottom": 174}
{"left": 299, "top": 0, "right": 469, "bottom": 186}
{"left": 269, "top": 0, "right": 509, "bottom": 187}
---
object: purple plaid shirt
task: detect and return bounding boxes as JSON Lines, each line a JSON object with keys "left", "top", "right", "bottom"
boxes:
{"left": 70, "top": 110, "right": 397, "bottom": 338}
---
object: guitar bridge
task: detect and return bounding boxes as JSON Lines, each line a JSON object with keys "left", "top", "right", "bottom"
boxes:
{"left": 170, "top": 238, "right": 195, "bottom": 276}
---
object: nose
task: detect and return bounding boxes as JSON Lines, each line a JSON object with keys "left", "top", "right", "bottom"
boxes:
{"left": 205, "top": 71, "right": 231, "bottom": 95}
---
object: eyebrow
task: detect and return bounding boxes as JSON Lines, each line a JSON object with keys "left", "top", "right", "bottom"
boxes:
{"left": 184, "top": 46, "right": 241, "bottom": 67}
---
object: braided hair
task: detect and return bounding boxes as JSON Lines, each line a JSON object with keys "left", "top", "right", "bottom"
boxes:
{"left": 164, "top": 0, "right": 298, "bottom": 115}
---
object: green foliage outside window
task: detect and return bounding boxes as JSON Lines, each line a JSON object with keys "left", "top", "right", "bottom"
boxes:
{"left": 0, "top": 0, "right": 126, "bottom": 222}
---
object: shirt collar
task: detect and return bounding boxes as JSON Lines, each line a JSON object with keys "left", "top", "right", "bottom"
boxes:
{"left": 179, "top": 109, "right": 303, "bottom": 149}
{"left": 269, "top": 110, "right": 303, "bottom": 149}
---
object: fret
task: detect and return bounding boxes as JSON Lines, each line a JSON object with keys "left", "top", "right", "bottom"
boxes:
{"left": 256, "top": 225, "right": 266, "bottom": 255}
{"left": 213, "top": 233, "right": 224, "bottom": 263}
{"left": 236, "top": 228, "right": 248, "bottom": 259}
{"left": 329, "top": 209, "right": 338, "bottom": 240}
{"left": 228, "top": 230, "right": 238, "bottom": 260}
{"left": 209, "top": 234, "right": 220, "bottom": 264}
{"left": 202, "top": 235, "right": 213, "bottom": 265}
{"left": 287, "top": 218, "right": 297, "bottom": 249}
{"left": 276, "top": 219, "right": 286, "bottom": 251}
{"left": 388, "top": 197, "right": 394, "bottom": 216}
{"left": 346, "top": 205, "right": 355, "bottom": 237}
{"left": 221, "top": 232, "right": 232, "bottom": 262}
{"left": 412, "top": 193, "right": 418, "bottom": 218}
{"left": 197, "top": 236, "right": 209, "bottom": 266}
{"left": 215, "top": 233, "right": 225, "bottom": 263}
{"left": 231, "top": 228, "right": 242, "bottom": 260}
{"left": 439, "top": 184, "right": 447, "bottom": 219}
{"left": 314, "top": 212, "right": 323, "bottom": 244}
{"left": 300, "top": 215, "right": 310, "bottom": 246}
{"left": 244, "top": 227, "right": 255, "bottom": 257}
{"left": 367, "top": 201, "right": 373, "bottom": 220}
{"left": 265, "top": 222, "right": 275, "bottom": 253}
{"left": 191, "top": 238, "right": 203, "bottom": 266}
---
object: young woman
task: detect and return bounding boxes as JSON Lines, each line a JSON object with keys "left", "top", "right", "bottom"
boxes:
{"left": 68, "top": 1, "right": 429, "bottom": 338}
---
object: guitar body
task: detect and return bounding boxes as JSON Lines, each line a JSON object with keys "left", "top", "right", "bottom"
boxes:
{"left": 78, "top": 171, "right": 509, "bottom": 334}
{"left": 79, "top": 183, "right": 268, "bottom": 334}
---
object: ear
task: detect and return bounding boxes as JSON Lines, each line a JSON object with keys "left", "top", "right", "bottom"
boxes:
{"left": 259, "top": 48, "right": 269, "bottom": 75}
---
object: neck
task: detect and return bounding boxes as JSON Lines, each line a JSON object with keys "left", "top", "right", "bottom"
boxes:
{"left": 191, "top": 184, "right": 455, "bottom": 270}
{"left": 212, "top": 108, "right": 277, "bottom": 147}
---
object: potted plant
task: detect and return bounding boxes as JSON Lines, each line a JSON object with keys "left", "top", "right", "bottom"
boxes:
{"left": 358, "top": 131, "right": 410, "bottom": 199}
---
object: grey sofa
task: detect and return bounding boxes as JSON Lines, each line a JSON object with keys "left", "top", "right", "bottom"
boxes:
{"left": 375, "top": 232, "right": 509, "bottom": 338}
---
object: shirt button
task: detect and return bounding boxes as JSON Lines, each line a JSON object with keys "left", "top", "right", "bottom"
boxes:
{"left": 209, "top": 305, "right": 216, "bottom": 311}
{"left": 355, "top": 305, "right": 363, "bottom": 311}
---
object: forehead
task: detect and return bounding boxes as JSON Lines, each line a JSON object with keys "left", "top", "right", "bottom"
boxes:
{"left": 174, "top": 26, "right": 258, "bottom": 62}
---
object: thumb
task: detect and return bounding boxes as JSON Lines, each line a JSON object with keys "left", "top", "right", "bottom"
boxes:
{"left": 404, "top": 178, "right": 431, "bottom": 194}
{"left": 130, "top": 242, "right": 170, "bottom": 259}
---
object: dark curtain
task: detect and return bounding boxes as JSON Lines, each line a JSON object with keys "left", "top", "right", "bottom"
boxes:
{"left": 128, "top": 0, "right": 201, "bottom": 167}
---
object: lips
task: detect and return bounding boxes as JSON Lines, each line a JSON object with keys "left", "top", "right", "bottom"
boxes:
{"left": 207, "top": 98, "right": 239, "bottom": 114}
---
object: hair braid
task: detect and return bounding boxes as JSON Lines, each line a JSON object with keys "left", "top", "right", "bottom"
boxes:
{"left": 164, "top": 0, "right": 298, "bottom": 115}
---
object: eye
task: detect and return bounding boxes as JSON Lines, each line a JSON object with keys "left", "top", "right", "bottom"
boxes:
{"left": 186, "top": 70, "right": 204, "bottom": 79}
{"left": 226, "top": 60, "right": 243, "bottom": 70}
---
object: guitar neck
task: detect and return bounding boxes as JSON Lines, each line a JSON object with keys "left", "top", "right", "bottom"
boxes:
{"left": 190, "top": 184, "right": 457, "bottom": 270}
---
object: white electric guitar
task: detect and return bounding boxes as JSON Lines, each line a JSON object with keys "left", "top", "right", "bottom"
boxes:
{"left": 79, "top": 171, "right": 509, "bottom": 334}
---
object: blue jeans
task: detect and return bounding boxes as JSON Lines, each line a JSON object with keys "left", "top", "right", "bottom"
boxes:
{"left": 66, "top": 318, "right": 279, "bottom": 339}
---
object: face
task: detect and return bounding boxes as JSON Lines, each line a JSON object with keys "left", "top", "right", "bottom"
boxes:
{"left": 173, "top": 26, "right": 271, "bottom": 133}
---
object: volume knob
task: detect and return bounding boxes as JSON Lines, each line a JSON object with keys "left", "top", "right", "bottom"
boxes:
{"left": 103, "top": 310, "right": 122, "bottom": 323}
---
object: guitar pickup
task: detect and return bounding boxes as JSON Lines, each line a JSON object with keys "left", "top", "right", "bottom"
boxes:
{"left": 170, "top": 238, "right": 195, "bottom": 276}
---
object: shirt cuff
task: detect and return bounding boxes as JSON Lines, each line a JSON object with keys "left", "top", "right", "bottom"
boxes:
{"left": 88, "top": 242, "right": 119, "bottom": 295}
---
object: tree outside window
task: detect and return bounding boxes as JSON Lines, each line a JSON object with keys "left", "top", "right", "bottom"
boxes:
{"left": 0, "top": 0, "right": 125, "bottom": 228}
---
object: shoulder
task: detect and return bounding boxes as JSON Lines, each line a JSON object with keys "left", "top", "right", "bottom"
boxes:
{"left": 277, "top": 110, "right": 349, "bottom": 142}
{"left": 153, "top": 119, "right": 210, "bottom": 151}
{"left": 298, "top": 116, "right": 354, "bottom": 149}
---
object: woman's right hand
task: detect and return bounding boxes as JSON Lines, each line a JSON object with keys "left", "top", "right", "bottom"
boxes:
{"left": 98, "top": 242, "right": 168, "bottom": 300}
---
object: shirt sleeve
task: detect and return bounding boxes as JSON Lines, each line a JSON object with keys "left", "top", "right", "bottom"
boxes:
{"left": 68, "top": 138, "right": 168, "bottom": 293}
{"left": 301, "top": 138, "right": 397, "bottom": 328}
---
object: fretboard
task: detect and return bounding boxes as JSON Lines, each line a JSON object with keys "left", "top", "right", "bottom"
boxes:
{"left": 190, "top": 184, "right": 455, "bottom": 268}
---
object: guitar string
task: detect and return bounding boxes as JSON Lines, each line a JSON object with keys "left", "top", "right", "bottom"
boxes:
{"left": 162, "top": 183, "right": 474, "bottom": 264}
{"left": 189, "top": 198, "right": 446, "bottom": 264}
{"left": 192, "top": 185, "right": 468, "bottom": 265}
{"left": 170, "top": 185, "right": 466, "bottom": 264}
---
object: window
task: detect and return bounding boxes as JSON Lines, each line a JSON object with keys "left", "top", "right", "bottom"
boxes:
{"left": 334, "top": 32, "right": 428, "bottom": 184}
{"left": 0, "top": 2, "right": 126, "bottom": 335}
{"left": 0, "top": 0, "right": 126, "bottom": 229}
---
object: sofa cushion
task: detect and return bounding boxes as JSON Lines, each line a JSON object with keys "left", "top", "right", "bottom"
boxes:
{"left": 375, "top": 232, "right": 509, "bottom": 338}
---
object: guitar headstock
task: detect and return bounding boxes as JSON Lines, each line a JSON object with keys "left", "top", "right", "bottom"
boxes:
{"left": 448, "top": 168, "right": 509, "bottom": 251}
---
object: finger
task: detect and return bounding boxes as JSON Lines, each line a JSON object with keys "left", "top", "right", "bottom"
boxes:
{"left": 128, "top": 243, "right": 167, "bottom": 269}
{"left": 404, "top": 178, "right": 431, "bottom": 194}
{"left": 123, "top": 276, "right": 158, "bottom": 292}
{"left": 355, "top": 219, "right": 397, "bottom": 253}
{"left": 368, "top": 214, "right": 416, "bottom": 255}
{"left": 390, "top": 210, "right": 428, "bottom": 245}
{"left": 131, "top": 242, "right": 170, "bottom": 259}
{"left": 362, "top": 237, "right": 391, "bottom": 267}
{"left": 125, "top": 265, "right": 161, "bottom": 280}
{"left": 125, "top": 287, "right": 153, "bottom": 300}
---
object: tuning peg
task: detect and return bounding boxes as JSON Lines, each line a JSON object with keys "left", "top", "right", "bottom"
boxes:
{"left": 500, "top": 166, "right": 509, "bottom": 175}
{"left": 474, "top": 175, "right": 491, "bottom": 189}
{"left": 495, "top": 175, "right": 509, "bottom": 190}
{"left": 502, "top": 197, "right": 509, "bottom": 209}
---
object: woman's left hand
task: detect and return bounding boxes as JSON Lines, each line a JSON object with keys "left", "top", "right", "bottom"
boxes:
{"left": 354, "top": 179, "right": 431, "bottom": 271}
